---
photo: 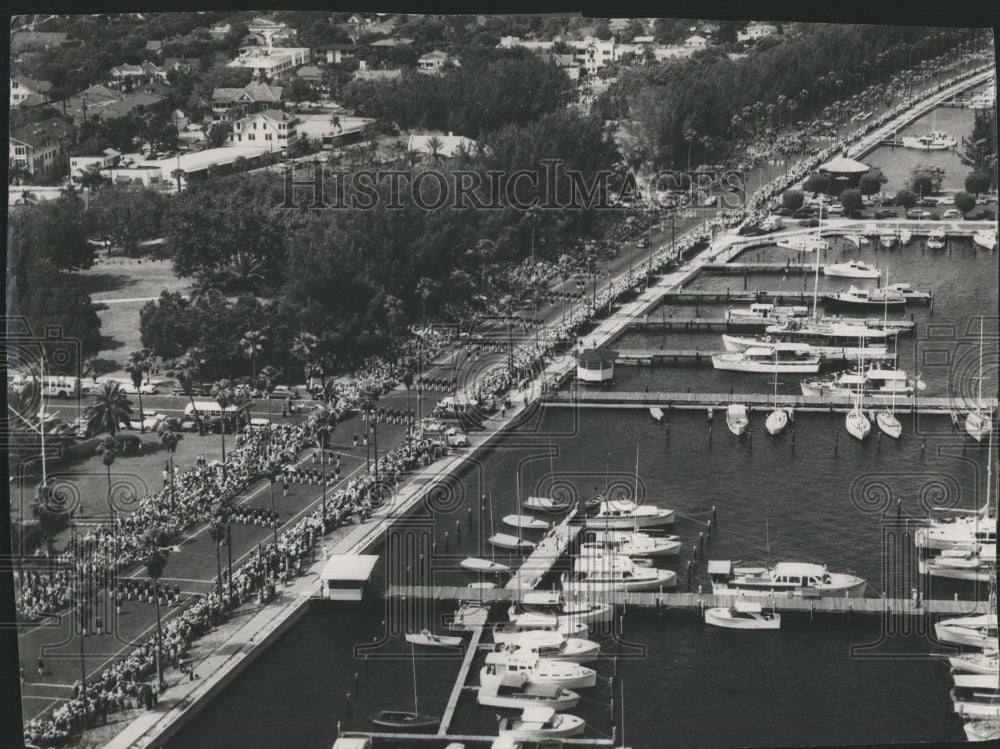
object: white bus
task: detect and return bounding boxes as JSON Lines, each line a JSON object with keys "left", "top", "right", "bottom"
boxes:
{"left": 9, "top": 374, "right": 81, "bottom": 399}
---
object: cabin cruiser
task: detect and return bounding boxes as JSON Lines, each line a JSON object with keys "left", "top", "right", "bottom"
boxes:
{"left": 562, "top": 553, "right": 677, "bottom": 592}
{"left": 800, "top": 363, "right": 918, "bottom": 398}
{"left": 951, "top": 674, "right": 1000, "bottom": 719}
{"left": 878, "top": 231, "right": 897, "bottom": 248}
{"left": 823, "top": 259, "right": 881, "bottom": 279}
{"left": 490, "top": 630, "right": 600, "bottom": 663}
{"left": 497, "top": 706, "right": 586, "bottom": 740}
{"left": 973, "top": 230, "right": 998, "bottom": 250}
{"left": 708, "top": 560, "right": 867, "bottom": 598}
{"left": 948, "top": 650, "right": 999, "bottom": 675}
{"left": 919, "top": 544, "right": 997, "bottom": 582}
{"left": 722, "top": 320, "right": 894, "bottom": 362}
{"left": 508, "top": 591, "right": 613, "bottom": 628}
{"left": 964, "top": 719, "right": 1000, "bottom": 742}
{"left": 775, "top": 235, "right": 829, "bottom": 252}
{"left": 712, "top": 343, "right": 821, "bottom": 374}
{"left": 822, "top": 285, "right": 907, "bottom": 310}
{"left": 725, "top": 404, "right": 749, "bottom": 436}
{"left": 902, "top": 130, "right": 957, "bottom": 150}
{"left": 916, "top": 514, "right": 997, "bottom": 551}
{"left": 581, "top": 529, "right": 682, "bottom": 558}
{"left": 704, "top": 601, "right": 781, "bottom": 630}
{"left": 481, "top": 651, "right": 597, "bottom": 690}
{"left": 898, "top": 228, "right": 913, "bottom": 245}
{"left": 927, "top": 227, "right": 946, "bottom": 249}
{"left": 935, "top": 614, "right": 999, "bottom": 649}
{"left": 725, "top": 303, "right": 809, "bottom": 321}
{"left": 583, "top": 498, "right": 674, "bottom": 529}
{"left": 477, "top": 671, "right": 581, "bottom": 711}
{"left": 493, "top": 618, "right": 588, "bottom": 641}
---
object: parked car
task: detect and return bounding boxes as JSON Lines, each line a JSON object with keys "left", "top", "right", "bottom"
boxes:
{"left": 792, "top": 208, "right": 817, "bottom": 218}
{"left": 906, "top": 209, "right": 932, "bottom": 219}
{"left": 121, "top": 381, "right": 159, "bottom": 395}
{"left": 271, "top": 386, "right": 300, "bottom": 400}
{"left": 826, "top": 203, "right": 845, "bottom": 215}
{"left": 941, "top": 208, "right": 962, "bottom": 219}
{"left": 873, "top": 209, "right": 898, "bottom": 219}
{"left": 635, "top": 238, "right": 649, "bottom": 248}
{"left": 738, "top": 224, "right": 766, "bottom": 236}
{"left": 798, "top": 218, "right": 820, "bottom": 227}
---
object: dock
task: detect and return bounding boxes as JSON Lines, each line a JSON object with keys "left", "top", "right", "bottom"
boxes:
{"left": 627, "top": 317, "right": 917, "bottom": 335}
{"left": 505, "top": 514, "right": 584, "bottom": 592}
{"left": 438, "top": 626, "right": 483, "bottom": 735}
{"left": 337, "top": 730, "right": 619, "bottom": 747}
{"left": 384, "top": 585, "right": 991, "bottom": 617}
{"left": 656, "top": 289, "right": 933, "bottom": 306}
{"left": 545, "top": 390, "right": 995, "bottom": 416}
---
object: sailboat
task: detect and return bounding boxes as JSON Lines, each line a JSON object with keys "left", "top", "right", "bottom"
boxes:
{"left": 491, "top": 475, "right": 537, "bottom": 552}
{"left": 846, "top": 339, "right": 871, "bottom": 440}
{"left": 765, "top": 350, "right": 789, "bottom": 436}
{"left": 373, "top": 644, "right": 440, "bottom": 730}
{"left": 966, "top": 317, "right": 993, "bottom": 441}
{"left": 875, "top": 270, "right": 903, "bottom": 439}
{"left": 462, "top": 492, "right": 512, "bottom": 572}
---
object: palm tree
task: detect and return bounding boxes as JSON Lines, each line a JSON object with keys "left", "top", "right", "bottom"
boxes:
{"left": 31, "top": 486, "right": 64, "bottom": 556}
{"left": 290, "top": 332, "right": 319, "bottom": 382}
{"left": 257, "top": 365, "right": 280, "bottom": 425}
{"left": 683, "top": 126, "right": 697, "bottom": 172}
{"left": 224, "top": 252, "right": 266, "bottom": 292}
{"left": 84, "top": 381, "right": 133, "bottom": 438}
{"left": 141, "top": 526, "right": 171, "bottom": 689}
{"left": 125, "top": 349, "right": 153, "bottom": 433}
{"left": 211, "top": 380, "right": 233, "bottom": 478}
{"left": 424, "top": 135, "right": 444, "bottom": 163}
{"left": 158, "top": 425, "right": 181, "bottom": 501}
{"left": 173, "top": 354, "right": 203, "bottom": 429}
{"left": 307, "top": 406, "right": 337, "bottom": 524}
{"left": 97, "top": 436, "right": 117, "bottom": 516}
{"left": 416, "top": 277, "right": 437, "bottom": 326}
{"left": 171, "top": 168, "right": 185, "bottom": 192}
{"left": 208, "top": 516, "right": 226, "bottom": 597}
{"left": 240, "top": 330, "right": 266, "bottom": 381}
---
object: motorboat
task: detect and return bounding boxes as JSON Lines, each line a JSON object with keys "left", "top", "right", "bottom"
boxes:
{"left": 918, "top": 544, "right": 996, "bottom": 582}
{"left": 901, "top": 130, "right": 957, "bottom": 150}
{"left": 523, "top": 495, "right": 575, "bottom": 513}
{"left": 927, "top": 228, "right": 946, "bottom": 249}
{"left": 879, "top": 231, "right": 897, "bottom": 248}
{"left": 966, "top": 317, "right": 993, "bottom": 442}
{"left": 822, "top": 285, "right": 907, "bottom": 310}
{"left": 935, "top": 614, "right": 999, "bottom": 649}
{"left": 405, "top": 629, "right": 464, "bottom": 648}
{"left": 704, "top": 600, "right": 782, "bottom": 630}
{"left": 649, "top": 406, "right": 664, "bottom": 422}
{"left": 503, "top": 515, "right": 550, "bottom": 531}
{"left": 497, "top": 706, "right": 586, "bottom": 740}
{"left": 800, "top": 363, "right": 918, "bottom": 398}
{"left": 823, "top": 259, "right": 881, "bottom": 279}
{"left": 708, "top": 560, "right": 867, "bottom": 598}
{"left": 973, "top": 230, "right": 997, "bottom": 250}
{"left": 846, "top": 404, "right": 871, "bottom": 440}
{"left": 951, "top": 674, "right": 1000, "bottom": 719}
{"left": 562, "top": 553, "right": 677, "bottom": 592}
{"left": 726, "top": 404, "right": 749, "bottom": 436}
{"left": 489, "top": 533, "right": 536, "bottom": 552}
{"left": 492, "top": 618, "right": 589, "bottom": 642}
{"left": 580, "top": 529, "right": 682, "bottom": 558}
{"left": 948, "top": 650, "right": 999, "bottom": 675}
{"left": 722, "top": 320, "right": 894, "bottom": 362}
{"left": 460, "top": 557, "right": 511, "bottom": 573}
{"left": 898, "top": 229, "right": 913, "bottom": 245}
{"left": 583, "top": 498, "right": 674, "bottom": 529}
{"left": 477, "top": 671, "right": 581, "bottom": 711}
{"left": 776, "top": 235, "right": 828, "bottom": 252}
{"left": 491, "top": 631, "right": 600, "bottom": 663}
{"left": 711, "top": 344, "right": 821, "bottom": 374}
{"left": 482, "top": 651, "right": 597, "bottom": 690}
{"left": 449, "top": 600, "right": 490, "bottom": 631}
{"left": 725, "top": 303, "right": 809, "bottom": 321}
{"left": 916, "top": 514, "right": 997, "bottom": 551}
{"left": 508, "top": 591, "right": 613, "bottom": 628}
{"left": 964, "top": 720, "right": 1000, "bottom": 742}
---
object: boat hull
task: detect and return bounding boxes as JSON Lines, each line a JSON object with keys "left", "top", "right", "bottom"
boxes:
{"left": 705, "top": 608, "right": 782, "bottom": 630}
{"left": 966, "top": 412, "right": 992, "bottom": 442}
{"left": 846, "top": 411, "right": 871, "bottom": 440}
{"left": 875, "top": 411, "right": 902, "bottom": 439}
{"left": 713, "top": 579, "right": 868, "bottom": 599}
{"left": 524, "top": 496, "right": 573, "bottom": 513}
{"left": 712, "top": 355, "right": 820, "bottom": 373}
{"left": 964, "top": 720, "right": 1000, "bottom": 742}
{"left": 564, "top": 571, "right": 677, "bottom": 592}
{"left": 722, "top": 334, "right": 888, "bottom": 361}
{"left": 582, "top": 511, "right": 675, "bottom": 529}
{"left": 481, "top": 665, "right": 596, "bottom": 691}
{"left": 823, "top": 296, "right": 907, "bottom": 310}
{"left": 460, "top": 557, "right": 511, "bottom": 572}
{"left": 823, "top": 267, "right": 881, "bottom": 279}
{"left": 948, "top": 655, "right": 1000, "bottom": 675}
{"left": 477, "top": 687, "right": 581, "bottom": 711}
{"left": 765, "top": 409, "right": 789, "bottom": 435}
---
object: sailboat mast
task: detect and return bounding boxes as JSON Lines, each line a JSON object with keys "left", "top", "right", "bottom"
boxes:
{"left": 977, "top": 317, "right": 984, "bottom": 410}
{"left": 39, "top": 350, "right": 48, "bottom": 487}
{"left": 764, "top": 493, "right": 771, "bottom": 569}
{"left": 812, "top": 194, "right": 823, "bottom": 319}
{"left": 634, "top": 444, "right": 640, "bottom": 533}
{"left": 411, "top": 644, "right": 419, "bottom": 715}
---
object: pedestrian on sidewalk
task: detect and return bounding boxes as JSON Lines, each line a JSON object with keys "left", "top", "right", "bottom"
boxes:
{"left": 283, "top": 480, "right": 289, "bottom": 497}
{"left": 37, "top": 656, "right": 44, "bottom": 676}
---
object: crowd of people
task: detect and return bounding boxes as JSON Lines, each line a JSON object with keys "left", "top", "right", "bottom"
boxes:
{"left": 16, "top": 564, "right": 75, "bottom": 623}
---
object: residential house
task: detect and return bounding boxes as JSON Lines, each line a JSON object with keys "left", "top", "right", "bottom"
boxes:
{"left": 498, "top": 36, "right": 641, "bottom": 77}
{"left": 69, "top": 148, "right": 121, "bottom": 181}
{"left": 208, "top": 22, "right": 232, "bottom": 40}
{"left": 162, "top": 58, "right": 199, "bottom": 76}
{"left": 211, "top": 82, "right": 284, "bottom": 122}
{"left": 685, "top": 35, "right": 708, "bottom": 48}
{"left": 315, "top": 44, "right": 358, "bottom": 65}
{"left": 109, "top": 61, "right": 164, "bottom": 90}
{"left": 230, "top": 109, "right": 300, "bottom": 153}
{"left": 228, "top": 47, "right": 312, "bottom": 81}
{"left": 407, "top": 132, "right": 479, "bottom": 159}
{"left": 9, "top": 117, "right": 76, "bottom": 177}
{"left": 417, "top": 50, "right": 451, "bottom": 74}
{"left": 353, "top": 61, "right": 402, "bottom": 81}
{"left": 295, "top": 65, "right": 324, "bottom": 83}
{"left": 60, "top": 84, "right": 120, "bottom": 122}
{"left": 10, "top": 76, "right": 53, "bottom": 108}
{"left": 737, "top": 22, "right": 778, "bottom": 42}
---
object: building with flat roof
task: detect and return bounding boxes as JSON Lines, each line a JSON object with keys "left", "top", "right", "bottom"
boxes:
{"left": 228, "top": 47, "right": 311, "bottom": 81}
{"left": 320, "top": 555, "right": 380, "bottom": 601}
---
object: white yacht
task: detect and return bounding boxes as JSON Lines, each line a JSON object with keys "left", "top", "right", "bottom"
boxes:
{"left": 708, "top": 560, "right": 867, "bottom": 598}
{"left": 898, "top": 228, "right": 913, "bottom": 245}
{"left": 823, "top": 259, "right": 881, "bottom": 279}
{"left": 712, "top": 344, "right": 821, "bottom": 374}
{"left": 846, "top": 403, "right": 871, "bottom": 441}
{"left": 800, "top": 364, "right": 918, "bottom": 398}
{"left": 966, "top": 317, "right": 993, "bottom": 442}
{"left": 503, "top": 514, "right": 550, "bottom": 530}
{"left": 948, "top": 650, "right": 999, "bottom": 675}
{"left": 405, "top": 630, "right": 464, "bottom": 648}
{"left": 705, "top": 601, "right": 781, "bottom": 630}
{"left": 901, "top": 131, "right": 957, "bottom": 150}
{"left": 775, "top": 235, "right": 828, "bottom": 252}
{"left": 879, "top": 231, "right": 897, "bottom": 248}
{"left": 460, "top": 557, "right": 511, "bottom": 572}
{"left": 523, "top": 495, "right": 574, "bottom": 513}
{"left": 973, "top": 230, "right": 998, "bottom": 250}
{"left": 927, "top": 227, "right": 946, "bottom": 249}
{"left": 725, "top": 303, "right": 809, "bottom": 321}
{"left": 919, "top": 544, "right": 997, "bottom": 582}
{"left": 489, "top": 533, "right": 536, "bottom": 552}
{"left": 563, "top": 553, "right": 677, "bottom": 592}
{"left": 492, "top": 619, "right": 589, "bottom": 642}
{"left": 726, "top": 404, "right": 749, "bottom": 436}
{"left": 964, "top": 719, "right": 1000, "bottom": 742}
{"left": 482, "top": 651, "right": 597, "bottom": 690}
{"left": 822, "top": 285, "right": 907, "bottom": 310}
{"left": 916, "top": 515, "right": 997, "bottom": 551}
{"left": 951, "top": 674, "right": 1000, "bottom": 719}
{"left": 722, "top": 321, "right": 894, "bottom": 362}
{"left": 491, "top": 630, "right": 600, "bottom": 663}
{"left": 477, "top": 671, "right": 581, "bottom": 711}
{"left": 509, "top": 591, "right": 614, "bottom": 628}
{"left": 497, "top": 706, "right": 586, "bottom": 740}
{"left": 935, "top": 613, "right": 999, "bottom": 649}
{"left": 581, "top": 529, "right": 682, "bottom": 558}
{"left": 583, "top": 498, "right": 674, "bottom": 529}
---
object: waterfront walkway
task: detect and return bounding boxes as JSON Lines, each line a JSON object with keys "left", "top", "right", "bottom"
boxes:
{"left": 504, "top": 513, "right": 583, "bottom": 592}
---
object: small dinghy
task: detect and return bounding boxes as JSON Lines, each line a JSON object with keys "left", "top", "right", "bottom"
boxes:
{"left": 460, "top": 557, "right": 510, "bottom": 572}
{"left": 503, "top": 514, "right": 550, "bottom": 530}
{"left": 404, "top": 629, "right": 464, "bottom": 648}
{"left": 489, "top": 533, "right": 537, "bottom": 552}
{"left": 705, "top": 600, "right": 781, "bottom": 630}
{"left": 649, "top": 407, "right": 664, "bottom": 422}
{"left": 523, "top": 495, "right": 573, "bottom": 513}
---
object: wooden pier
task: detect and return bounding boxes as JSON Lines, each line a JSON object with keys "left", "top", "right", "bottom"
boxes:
{"left": 337, "top": 730, "right": 619, "bottom": 747}
{"left": 545, "top": 390, "right": 996, "bottom": 416}
{"left": 657, "top": 289, "right": 933, "bottom": 306}
{"left": 505, "top": 514, "right": 584, "bottom": 592}
{"left": 438, "top": 626, "right": 483, "bottom": 736}
{"left": 627, "top": 317, "right": 917, "bottom": 335}
{"left": 384, "top": 585, "right": 991, "bottom": 617}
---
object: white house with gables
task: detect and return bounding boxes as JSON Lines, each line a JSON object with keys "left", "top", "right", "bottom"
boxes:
{"left": 230, "top": 109, "right": 300, "bottom": 153}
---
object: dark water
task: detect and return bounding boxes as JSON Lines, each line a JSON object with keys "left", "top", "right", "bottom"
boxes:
{"left": 169, "top": 403, "right": 992, "bottom": 749}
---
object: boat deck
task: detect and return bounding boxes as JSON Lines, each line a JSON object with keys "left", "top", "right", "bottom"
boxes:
{"left": 385, "top": 585, "right": 991, "bottom": 616}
